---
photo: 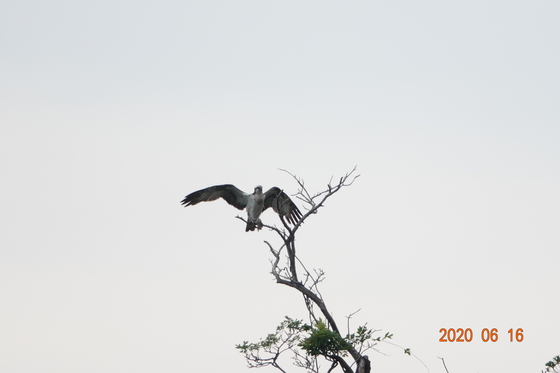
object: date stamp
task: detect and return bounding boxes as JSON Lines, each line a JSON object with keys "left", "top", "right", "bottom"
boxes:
{"left": 439, "top": 328, "right": 524, "bottom": 342}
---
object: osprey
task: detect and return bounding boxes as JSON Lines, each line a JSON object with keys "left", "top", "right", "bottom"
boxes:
{"left": 181, "top": 184, "right": 302, "bottom": 232}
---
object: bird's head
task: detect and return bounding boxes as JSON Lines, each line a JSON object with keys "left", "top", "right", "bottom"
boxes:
{"left": 254, "top": 185, "right": 263, "bottom": 194}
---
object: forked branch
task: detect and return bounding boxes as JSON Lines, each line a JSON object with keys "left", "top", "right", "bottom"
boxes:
{"left": 268, "top": 168, "right": 363, "bottom": 366}
{"left": 238, "top": 168, "right": 373, "bottom": 373}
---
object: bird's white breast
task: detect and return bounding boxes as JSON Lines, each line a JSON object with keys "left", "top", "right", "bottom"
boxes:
{"left": 246, "top": 193, "right": 265, "bottom": 220}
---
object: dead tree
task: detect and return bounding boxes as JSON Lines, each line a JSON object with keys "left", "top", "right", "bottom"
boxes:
{"left": 237, "top": 168, "right": 390, "bottom": 373}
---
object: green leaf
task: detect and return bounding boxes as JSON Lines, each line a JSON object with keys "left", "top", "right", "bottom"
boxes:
{"left": 299, "top": 319, "right": 352, "bottom": 357}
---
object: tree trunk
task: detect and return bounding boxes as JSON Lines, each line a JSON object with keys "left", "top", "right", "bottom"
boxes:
{"left": 356, "top": 356, "right": 371, "bottom": 373}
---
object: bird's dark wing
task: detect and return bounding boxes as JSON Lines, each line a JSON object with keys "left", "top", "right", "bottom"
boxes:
{"left": 263, "top": 187, "right": 303, "bottom": 225}
{"left": 181, "top": 184, "right": 248, "bottom": 210}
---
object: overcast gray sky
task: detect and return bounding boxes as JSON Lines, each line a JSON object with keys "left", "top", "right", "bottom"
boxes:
{"left": 1, "top": 1, "right": 559, "bottom": 372}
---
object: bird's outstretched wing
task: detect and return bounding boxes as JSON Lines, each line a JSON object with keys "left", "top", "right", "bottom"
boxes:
{"left": 181, "top": 184, "right": 248, "bottom": 210}
{"left": 263, "top": 187, "right": 303, "bottom": 226}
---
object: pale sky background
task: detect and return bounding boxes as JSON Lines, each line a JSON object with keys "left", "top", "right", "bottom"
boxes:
{"left": 1, "top": 1, "right": 559, "bottom": 372}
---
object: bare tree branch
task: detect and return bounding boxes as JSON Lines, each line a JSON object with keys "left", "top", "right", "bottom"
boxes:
{"left": 438, "top": 357, "right": 450, "bottom": 373}
{"left": 264, "top": 168, "right": 364, "bottom": 367}
{"left": 237, "top": 168, "right": 391, "bottom": 373}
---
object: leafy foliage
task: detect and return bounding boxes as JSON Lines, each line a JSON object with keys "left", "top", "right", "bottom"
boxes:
{"left": 543, "top": 355, "right": 560, "bottom": 373}
{"left": 238, "top": 315, "right": 393, "bottom": 372}
{"left": 236, "top": 316, "right": 312, "bottom": 371}
{"left": 299, "top": 320, "right": 353, "bottom": 357}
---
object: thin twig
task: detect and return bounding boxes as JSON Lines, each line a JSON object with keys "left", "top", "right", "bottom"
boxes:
{"left": 438, "top": 357, "right": 450, "bottom": 373}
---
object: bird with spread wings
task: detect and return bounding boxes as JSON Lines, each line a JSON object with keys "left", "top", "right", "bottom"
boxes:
{"left": 181, "top": 184, "right": 302, "bottom": 232}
